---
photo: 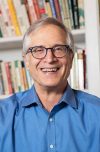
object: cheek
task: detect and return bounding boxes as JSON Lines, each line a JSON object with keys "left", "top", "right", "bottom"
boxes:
{"left": 28, "top": 57, "right": 41, "bottom": 75}
{"left": 61, "top": 57, "right": 73, "bottom": 77}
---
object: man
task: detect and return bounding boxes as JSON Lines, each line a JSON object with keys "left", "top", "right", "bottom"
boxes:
{"left": 0, "top": 17, "right": 100, "bottom": 152}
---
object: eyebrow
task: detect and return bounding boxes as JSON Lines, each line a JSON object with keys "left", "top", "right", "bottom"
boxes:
{"left": 29, "top": 43, "right": 67, "bottom": 48}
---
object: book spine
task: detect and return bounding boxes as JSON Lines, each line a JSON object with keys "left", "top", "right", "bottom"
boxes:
{"left": 0, "top": 5, "right": 8, "bottom": 37}
{"left": 67, "top": 0, "right": 74, "bottom": 29}
{"left": 13, "top": 0, "right": 30, "bottom": 35}
{"left": 10, "top": 61, "right": 18, "bottom": 93}
{"left": 32, "top": 0, "right": 41, "bottom": 19}
{"left": 64, "top": 0, "right": 72, "bottom": 29}
{"left": 77, "top": 49, "right": 84, "bottom": 89}
{"left": 37, "top": 0, "right": 47, "bottom": 18}
{"left": 3, "top": 0, "right": 16, "bottom": 36}
{"left": 5, "top": 62, "right": 13, "bottom": 94}
{"left": 0, "top": 61, "right": 4, "bottom": 95}
{"left": 53, "top": 0, "right": 62, "bottom": 21}
{"left": 7, "top": 0, "right": 21, "bottom": 36}
{"left": 0, "top": 28, "right": 3, "bottom": 37}
{"left": 49, "top": 0, "right": 57, "bottom": 18}
{"left": 78, "top": 0, "right": 85, "bottom": 29}
{"left": 21, "top": 61, "right": 29, "bottom": 90}
{"left": 1, "top": 62, "right": 9, "bottom": 94}
{"left": 70, "top": 0, "right": 80, "bottom": 29}
{"left": 14, "top": 60, "right": 22, "bottom": 92}
{"left": 44, "top": 0, "right": 53, "bottom": 17}
{"left": 27, "top": 0, "right": 37, "bottom": 24}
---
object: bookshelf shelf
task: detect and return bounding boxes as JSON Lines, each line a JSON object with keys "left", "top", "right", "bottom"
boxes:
{"left": 0, "top": 36, "right": 23, "bottom": 50}
{"left": 0, "top": 29, "right": 85, "bottom": 50}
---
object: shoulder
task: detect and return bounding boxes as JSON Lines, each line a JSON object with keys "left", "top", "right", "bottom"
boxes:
{"left": 0, "top": 90, "right": 28, "bottom": 115}
{"left": 73, "top": 89, "right": 100, "bottom": 106}
{"left": 73, "top": 89, "right": 100, "bottom": 120}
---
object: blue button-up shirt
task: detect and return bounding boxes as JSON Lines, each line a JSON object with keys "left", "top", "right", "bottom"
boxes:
{"left": 0, "top": 84, "right": 100, "bottom": 152}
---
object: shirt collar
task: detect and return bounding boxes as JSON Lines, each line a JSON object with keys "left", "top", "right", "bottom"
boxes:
{"left": 60, "top": 84, "right": 78, "bottom": 109}
{"left": 20, "top": 85, "right": 41, "bottom": 107}
{"left": 20, "top": 84, "right": 77, "bottom": 109}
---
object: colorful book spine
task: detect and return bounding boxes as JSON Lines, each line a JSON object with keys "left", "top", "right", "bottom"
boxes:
{"left": 7, "top": 0, "right": 21, "bottom": 36}
{"left": 53, "top": 0, "right": 62, "bottom": 21}
{"left": 32, "top": 0, "right": 41, "bottom": 19}
{"left": 5, "top": 62, "right": 13, "bottom": 94}
{"left": 37, "top": 0, "right": 47, "bottom": 18}
{"left": 13, "top": 0, "right": 30, "bottom": 35}
{"left": 27, "top": 0, "right": 37, "bottom": 24}
{"left": 49, "top": 0, "right": 57, "bottom": 18}
{"left": 44, "top": 0, "right": 53, "bottom": 17}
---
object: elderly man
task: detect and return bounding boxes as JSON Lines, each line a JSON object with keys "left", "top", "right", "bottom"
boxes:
{"left": 0, "top": 17, "right": 100, "bottom": 152}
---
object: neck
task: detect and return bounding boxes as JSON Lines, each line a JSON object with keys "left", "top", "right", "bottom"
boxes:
{"left": 34, "top": 82, "right": 68, "bottom": 112}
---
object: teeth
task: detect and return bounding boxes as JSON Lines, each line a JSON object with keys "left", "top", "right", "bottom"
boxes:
{"left": 41, "top": 68, "right": 58, "bottom": 72}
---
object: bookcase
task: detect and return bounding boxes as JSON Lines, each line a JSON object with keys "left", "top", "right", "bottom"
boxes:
{"left": 0, "top": 0, "right": 100, "bottom": 98}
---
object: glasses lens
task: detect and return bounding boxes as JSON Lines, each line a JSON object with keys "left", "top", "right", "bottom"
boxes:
{"left": 32, "top": 47, "right": 46, "bottom": 58}
{"left": 53, "top": 45, "right": 67, "bottom": 57}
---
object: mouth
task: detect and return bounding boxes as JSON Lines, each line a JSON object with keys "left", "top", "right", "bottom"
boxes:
{"left": 41, "top": 67, "right": 59, "bottom": 72}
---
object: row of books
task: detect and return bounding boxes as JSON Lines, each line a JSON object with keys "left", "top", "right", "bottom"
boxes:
{"left": 0, "top": 49, "right": 86, "bottom": 95}
{"left": 0, "top": 0, "right": 85, "bottom": 38}
{"left": 0, "top": 60, "right": 33, "bottom": 95}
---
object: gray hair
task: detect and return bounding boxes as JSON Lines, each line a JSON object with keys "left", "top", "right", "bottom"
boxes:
{"left": 23, "top": 17, "right": 74, "bottom": 53}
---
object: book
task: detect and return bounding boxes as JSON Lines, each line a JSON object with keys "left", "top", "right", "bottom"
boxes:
{"left": 0, "top": 61, "right": 4, "bottom": 95}
{"left": 78, "top": 0, "right": 85, "bottom": 28}
{"left": 9, "top": 61, "right": 18, "bottom": 93}
{"left": 59, "top": 0, "right": 71, "bottom": 29}
{"left": 0, "top": 28, "right": 3, "bottom": 37}
{"left": 49, "top": 0, "right": 57, "bottom": 18}
{"left": 0, "top": 4, "right": 8, "bottom": 37}
{"left": 3, "top": 0, "right": 16, "bottom": 36}
{"left": 0, "top": 0, "right": 13, "bottom": 37}
{"left": 5, "top": 62, "right": 13, "bottom": 94}
{"left": 0, "top": 62, "right": 9, "bottom": 94}
{"left": 7, "top": 0, "right": 21, "bottom": 36}
{"left": 53, "top": 0, "right": 62, "bottom": 21}
{"left": 21, "top": 61, "right": 29, "bottom": 90}
{"left": 70, "top": 51, "right": 79, "bottom": 89}
{"left": 13, "top": 0, "right": 30, "bottom": 35}
{"left": 70, "top": 0, "right": 80, "bottom": 29}
{"left": 27, "top": 0, "right": 37, "bottom": 24}
{"left": 32, "top": 0, "right": 41, "bottom": 19}
{"left": 44, "top": 0, "right": 53, "bottom": 17}
{"left": 77, "top": 49, "right": 84, "bottom": 89}
{"left": 37, "top": 0, "right": 47, "bottom": 18}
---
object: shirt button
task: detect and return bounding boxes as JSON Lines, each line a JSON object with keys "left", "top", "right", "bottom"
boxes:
{"left": 50, "top": 144, "right": 54, "bottom": 149}
{"left": 49, "top": 118, "right": 53, "bottom": 122}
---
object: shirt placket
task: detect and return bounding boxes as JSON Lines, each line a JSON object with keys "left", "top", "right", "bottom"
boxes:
{"left": 48, "top": 114, "right": 56, "bottom": 152}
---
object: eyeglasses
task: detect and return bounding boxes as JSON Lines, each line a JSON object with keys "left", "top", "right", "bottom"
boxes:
{"left": 26, "top": 44, "right": 71, "bottom": 59}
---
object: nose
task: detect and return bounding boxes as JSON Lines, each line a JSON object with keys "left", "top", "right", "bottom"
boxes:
{"left": 44, "top": 48, "right": 57, "bottom": 62}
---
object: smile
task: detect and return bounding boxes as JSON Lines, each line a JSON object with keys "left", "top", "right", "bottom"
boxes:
{"left": 41, "top": 68, "right": 59, "bottom": 72}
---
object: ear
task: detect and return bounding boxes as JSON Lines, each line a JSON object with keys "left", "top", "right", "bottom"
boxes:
{"left": 22, "top": 52, "right": 30, "bottom": 70}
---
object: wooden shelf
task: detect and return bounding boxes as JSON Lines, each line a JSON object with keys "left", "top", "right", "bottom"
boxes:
{"left": 0, "top": 29, "right": 85, "bottom": 50}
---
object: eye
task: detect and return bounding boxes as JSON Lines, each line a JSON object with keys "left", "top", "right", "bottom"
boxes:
{"left": 54, "top": 46, "right": 65, "bottom": 51}
{"left": 33, "top": 47, "right": 44, "bottom": 53}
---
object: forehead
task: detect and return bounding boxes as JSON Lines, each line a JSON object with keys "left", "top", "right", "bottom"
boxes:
{"left": 27, "top": 25, "right": 67, "bottom": 46}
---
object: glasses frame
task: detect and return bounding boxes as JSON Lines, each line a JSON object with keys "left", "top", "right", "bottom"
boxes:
{"left": 26, "top": 44, "right": 71, "bottom": 59}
